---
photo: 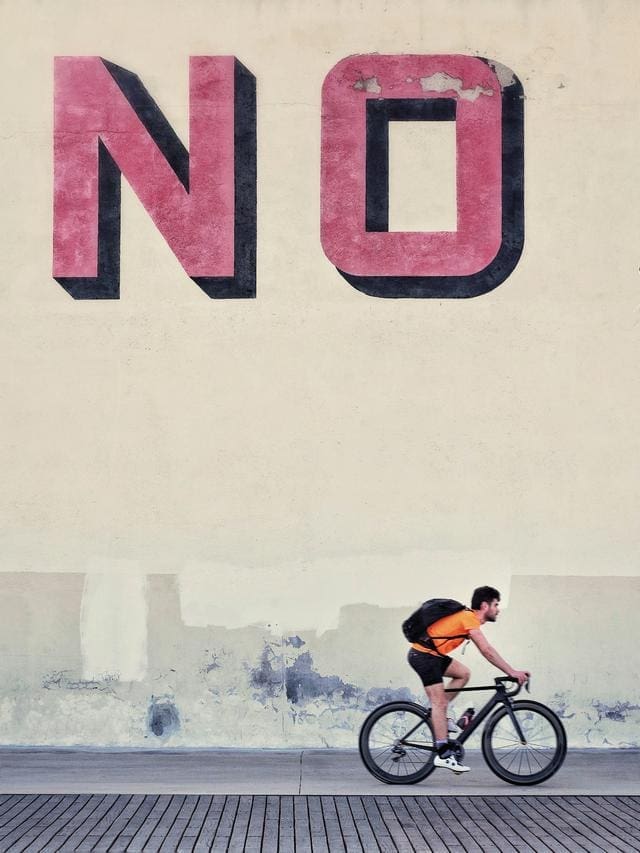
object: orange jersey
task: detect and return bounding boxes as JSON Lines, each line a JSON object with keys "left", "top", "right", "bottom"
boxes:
{"left": 411, "top": 609, "right": 481, "bottom": 656}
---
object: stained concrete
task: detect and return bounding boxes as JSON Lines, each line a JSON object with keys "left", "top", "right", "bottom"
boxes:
{"left": 0, "top": 749, "right": 637, "bottom": 796}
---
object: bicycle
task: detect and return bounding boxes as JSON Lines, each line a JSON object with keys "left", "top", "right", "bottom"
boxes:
{"left": 359, "top": 676, "right": 567, "bottom": 786}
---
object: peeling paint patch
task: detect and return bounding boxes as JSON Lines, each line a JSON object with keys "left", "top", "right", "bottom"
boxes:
{"left": 42, "top": 670, "right": 119, "bottom": 694}
{"left": 148, "top": 696, "right": 180, "bottom": 737}
{"left": 353, "top": 76, "right": 381, "bottom": 94}
{"left": 420, "top": 72, "right": 493, "bottom": 101}
{"left": 201, "top": 651, "right": 221, "bottom": 673}
{"left": 364, "top": 686, "right": 415, "bottom": 707}
{"left": 550, "top": 692, "right": 575, "bottom": 719}
{"left": 285, "top": 652, "right": 359, "bottom": 705}
{"left": 285, "top": 636, "right": 305, "bottom": 648}
{"left": 592, "top": 700, "right": 640, "bottom": 722}
{"left": 249, "top": 645, "right": 283, "bottom": 701}
{"left": 488, "top": 60, "right": 516, "bottom": 88}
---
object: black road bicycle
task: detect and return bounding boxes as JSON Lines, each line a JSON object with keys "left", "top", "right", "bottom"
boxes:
{"left": 359, "top": 677, "right": 567, "bottom": 786}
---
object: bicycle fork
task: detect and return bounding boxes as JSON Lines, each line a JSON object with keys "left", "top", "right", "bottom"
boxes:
{"left": 503, "top": 700, "right": 527, "bottom": 744}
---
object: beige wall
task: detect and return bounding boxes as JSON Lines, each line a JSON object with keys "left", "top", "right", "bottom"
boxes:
{"left": 0, "top": 0, "right": 638, "bottom": 747}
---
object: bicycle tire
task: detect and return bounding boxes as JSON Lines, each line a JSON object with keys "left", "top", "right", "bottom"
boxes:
{"left": 481, "top": 700, "right": 567, "bottom": 785}
{"left": 358, "top": 701, "right": 436, "bottom": 784}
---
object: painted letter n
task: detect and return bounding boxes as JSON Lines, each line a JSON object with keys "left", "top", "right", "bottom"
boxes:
{"left": 53, "top": 57, "right": 256, "bottom": 299}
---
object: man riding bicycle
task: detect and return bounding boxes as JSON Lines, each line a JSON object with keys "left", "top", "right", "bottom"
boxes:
{"left": 407, "top": 585, "right": 529, "bottom": 773}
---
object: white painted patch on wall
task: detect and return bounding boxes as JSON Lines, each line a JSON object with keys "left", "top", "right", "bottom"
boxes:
{"left": 80, "top": 573, "right": 148, "bottom": 681}
{"left": 420, "top": 72, "right": 493, "bottom": 101}
{"left": 178, "top": 551, "right": 512, "bottom": 635}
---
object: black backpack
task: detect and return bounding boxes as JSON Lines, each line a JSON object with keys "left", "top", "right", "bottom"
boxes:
{"left": 402, "top": 598, "right": 468, "bottom": 652}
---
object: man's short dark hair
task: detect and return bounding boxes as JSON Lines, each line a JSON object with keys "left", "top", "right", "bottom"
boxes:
{"left": 471, "top": 586, "right": 501, "bottom": 610}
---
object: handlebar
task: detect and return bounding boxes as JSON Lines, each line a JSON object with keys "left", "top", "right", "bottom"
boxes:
{"left": 495, "top": 676, "right": 531, "bottom": 696}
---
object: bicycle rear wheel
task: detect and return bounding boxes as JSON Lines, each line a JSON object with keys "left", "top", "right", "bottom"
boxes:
{"left": 481, "top": 700, "right": 567, "bottom": 785}
{"left": 358, "top": 701, "right": 436, "bottom": 784}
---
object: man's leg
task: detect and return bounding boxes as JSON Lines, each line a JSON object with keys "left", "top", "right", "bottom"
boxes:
{"left": 424, "top": 682, "right": 448, "bottom": 742}
{"left": 443, "top": 658, "right": 470, "bottom": 707}
{"left": 425, "top": 662, "right": 471, "bottom": 773}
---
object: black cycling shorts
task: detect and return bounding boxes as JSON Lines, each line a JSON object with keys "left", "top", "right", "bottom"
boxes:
{"left": 407, "top": 648, "right": 453, "bottom": 687}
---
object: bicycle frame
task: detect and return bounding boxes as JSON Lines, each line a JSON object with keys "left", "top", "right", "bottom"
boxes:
{"left": 400, "top": 678, "right": 527, "bottom": 752}
{"left": 444, "top": 678, "right": 527, "bottom": 746}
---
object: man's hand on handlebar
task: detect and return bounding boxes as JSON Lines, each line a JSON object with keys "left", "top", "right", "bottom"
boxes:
{"left": 508, "top": 669, "right": 530, "bottom": 686}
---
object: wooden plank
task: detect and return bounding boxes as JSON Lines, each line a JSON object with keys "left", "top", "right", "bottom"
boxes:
{"left": 193, "top": 795, "right": 226, "bottom": 853}
{"left": 22, "top": 795, "right": 96, "bottom": 853}
{"left": 0, "top": 795, "right": 66, "bottom": 847}
{"left": 158, "top": 794, "right": 199, "bottom": 852}
{"left": 141, "top": 794, "right": 185, "bottom": 852}
{"left": 293, "top": 795, "right": 312, "bottom": 853}
{"left": 374, "top": 797, "right": 414, "bottom": 853}
{"left": 568, "top": 795, "right": 640, "bottom": 847}
{"left": 477, "top": 797, "right": 556, "bottom": 853}
{"left": 87, "top": 794, "right": 152, "bottom": 853}
{"left": 307, "top": 795, "right": 329, "bottom": 853}
{"left": 246, "top": 794, "right": 266, "bottom": 838}
{"left": 120, "top": 793, "right": 172, "bottom": 853}
{"left": 430, "top": 797, "right": 484, "bottom": 852}
{"left": 360, "top": 797, "right": 404, "bottom": 853}
{"left": 69, "top": 794, "right": 133, "bottom": 853}
{"left": 227, "top": 795, "right": 253, "bottom": 852}
{"left": 517, "top": 796, "right": 607, "bottom": 853}
{"left": 0, "top": 795, "right": 60, "bottom": 841}
{"left": 593, "top": 795, "right": 640, "bottom": 836}
{"left": 210, "top": 794, "right": 240, "bottom": 852}
{"left": 0, "top": 795, "right": 41, "bottom": 830}
{"left": 261, "top": 794, "right": 280, "bottom": 852}
{"left": 0, "top": 795, "right": 34, "bottom": 821}
{"left": 388, "top": 797, "right": 440, "bottom": 852}
{"left": 454, "top": 796, "right": 518, "bottom": 853}
{"left": 177, "top": 795, "right": 213, "bottom": 853}
{"left": 334, "top": 795, "right": 364, "bottom": 853}
{"left": 615, "top": 795, "right": 640, "bottom": 819}
{"left": 347, "top": 796, "right": 381, "bottom": 853}
{"left": 548, "top": 796, "right": 628, "bottom": 851}
{"left": 47, "top": 794, "right": 115, "bottom": 852}
{"left": 2, "top": 794, "right": 84, "bottom": 853}
{"left": 473, "top": 797, "right": 540, "bottom": 852}
{"left": 278, "top": 795, "right": 295, "bottom": 853}
{"left": 320, "top": 796, "right": 346, "bottom": 853}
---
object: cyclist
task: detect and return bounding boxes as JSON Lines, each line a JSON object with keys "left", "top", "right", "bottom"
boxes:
{"left": 407, "top": 585, "right": 529, "bottom": 773}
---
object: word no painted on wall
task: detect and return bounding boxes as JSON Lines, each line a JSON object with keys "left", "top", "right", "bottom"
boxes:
{"left": 53, "top": 54, "right": 524, "bottom": 300}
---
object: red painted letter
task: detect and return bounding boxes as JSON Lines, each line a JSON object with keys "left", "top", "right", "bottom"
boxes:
{"left": 320, "top": 54, "right": 524, "bottom": 298}
{"left": 53, "top": 57, "right": 256, "bottom": 299}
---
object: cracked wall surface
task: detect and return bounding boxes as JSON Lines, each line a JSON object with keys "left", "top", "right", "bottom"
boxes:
{"left": 0, "top": 574, "right": 637, "bottom": 748}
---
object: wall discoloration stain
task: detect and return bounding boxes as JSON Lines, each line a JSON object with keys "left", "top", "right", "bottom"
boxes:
{"left": 285, "top": 651, "right": 358, "bottom": 705}
{"left": 148, "top": 697, "right": 180, "bottom": 737}
{"left": 249, "top": 644, "right": 283, "bottom": 701}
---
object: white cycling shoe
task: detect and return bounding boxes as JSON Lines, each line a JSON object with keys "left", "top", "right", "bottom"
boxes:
{"left": 434, "top": 754, "right": 471, "bottom": 773}
{"left": 447, "top": 717, "right": 460, "bottom": 733}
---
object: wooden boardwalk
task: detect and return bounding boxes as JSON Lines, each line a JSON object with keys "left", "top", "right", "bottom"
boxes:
{"left": 0, "top": 794, "right": 637, "bottom": 852}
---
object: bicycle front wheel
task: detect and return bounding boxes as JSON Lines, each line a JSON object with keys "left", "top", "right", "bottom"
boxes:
{"left": 482, "top": 700, "right": 567, "bottom": 785}
{"left": 358, "top": 701, "right": 436, "bottom": 784}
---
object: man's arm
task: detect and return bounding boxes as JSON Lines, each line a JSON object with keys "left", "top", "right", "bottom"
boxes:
{"left": 468, "top": 628, "right": 529, "bottom": 684}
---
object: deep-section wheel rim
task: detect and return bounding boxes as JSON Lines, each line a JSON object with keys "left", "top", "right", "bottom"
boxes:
{"left": 482, "top": 700, "right": 567, "bottom": 785}
{"left": 359, "top": 702, "right": 435, "bottom": 784}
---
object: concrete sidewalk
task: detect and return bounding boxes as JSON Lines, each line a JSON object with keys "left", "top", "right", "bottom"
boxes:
{"left": 0, "top": 748, "right": 637, "bottom": 796}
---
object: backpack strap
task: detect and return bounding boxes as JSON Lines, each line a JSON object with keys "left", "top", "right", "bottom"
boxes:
{"left": 414, "top": 632, "right": 469, "bottom": 656}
